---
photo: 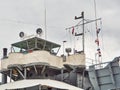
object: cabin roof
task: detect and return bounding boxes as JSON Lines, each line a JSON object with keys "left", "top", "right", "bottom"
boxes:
{"left": 11, "top": 37, "right": 61, "bottom": 50}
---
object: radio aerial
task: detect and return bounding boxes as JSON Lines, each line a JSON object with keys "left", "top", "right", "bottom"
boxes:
{"left": 19, "top": 32, "right": 25, "bottom": 38}
{"left": 36, "top": 28, "right": 43, "bottom": 35}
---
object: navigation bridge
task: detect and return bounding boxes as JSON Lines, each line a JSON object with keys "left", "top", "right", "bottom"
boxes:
{"left": 0, "top": 36, "right": 86, "bottom": 90}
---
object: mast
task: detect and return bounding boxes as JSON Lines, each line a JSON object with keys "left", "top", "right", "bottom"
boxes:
{"left": 75, "top": 11, "right": 85, "bottom": 53}
{"left": 94, "top": 0, "right": 102, "bottom": 65}
{"left": 66, "top": 12, "right": 101, "bottom": 56}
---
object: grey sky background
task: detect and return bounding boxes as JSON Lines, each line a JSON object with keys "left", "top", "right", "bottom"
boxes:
{"left": 0, "top": 0, "right": 120, "bottom": 64}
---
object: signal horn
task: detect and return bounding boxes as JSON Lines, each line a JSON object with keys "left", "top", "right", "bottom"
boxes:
{"left": 19, "top": 32, "right": 25, "bottom": 38}
{"left": 36, "top": 28, "right": 42, "bottom": 35}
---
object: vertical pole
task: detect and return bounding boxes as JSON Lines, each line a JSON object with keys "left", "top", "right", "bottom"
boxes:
{"left": 82, "top": 12, "right": 85, "bottom": 53}
{"left": 75, "top": 12, "right": 85, "bottom": 53}
{"left": 10, "top": 69, "right": 12, "bottom": 82}
{"left": 61, "top": 68, "right": 64, "bottom": 81}
{"left": 95, "top": 53, "right": 97, "bottom": 64}
{"left": 39, "top": 84, "right": 41, "bottom": 90}
{"left": 81, "top": 70, "right": 85, "bottom": 88}
{"left": 26, "top": 41, "right": 29, "bottom": 50}
{"left": 45, "top": 8, "right": 47, "bottom": 39}
{"left": 35, "top": 37, "right": 38, "bottom": 49}
{"left": 73, "top": 33, "right": 76, "bottom": 54}
{"left": 63, "top": 41, "right": 65, "bottom": 55}
{"left": 63, "top": 41, "right": 66, "bottom": 55}
{"left": 24, "top": 67, "right": 27, "bottom": 79}
{"left": 94, "top": 0, "right": 102, "bottom": 66}
{"left": 44, "top": 0, "right": 47, "bottom": 39}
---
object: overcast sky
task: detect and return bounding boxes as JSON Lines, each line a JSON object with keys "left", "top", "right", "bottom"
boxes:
{"left": 0, "top": 0, "right": 120, "bottom": 65}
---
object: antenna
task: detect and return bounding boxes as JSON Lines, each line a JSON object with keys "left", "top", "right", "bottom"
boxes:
{"left": 44, "top": 0, "right": 47, "bottom": 39}
{"left": 94, "top": 0, "right": 102, "bottom": 66}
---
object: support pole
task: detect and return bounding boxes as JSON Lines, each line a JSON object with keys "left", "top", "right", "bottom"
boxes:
{"left": 24, "top": 67, "right": 27, "bottom": 79}
{"left": 16, "top": 68, "right": 25, "bottom": 79}
{"left": 39, "top": 84, "right": 41, "bottom": 90}
{"left": 61, "top": 68, "right": 64, "bottom": 81}
{"left": 10, "top": 69, "right": 12, "bottom": 82}
{"left": 82, "top": 12, "right": 85, "bottom": 53}
{"left": 63, "top": 41, "right": 66, "bottom": 55}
